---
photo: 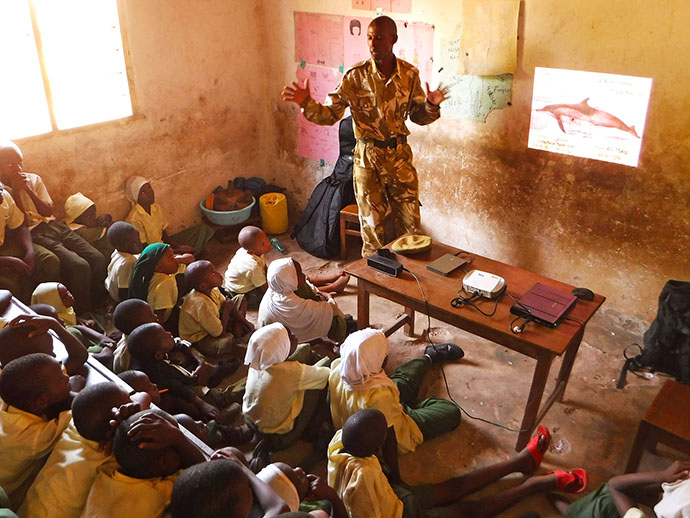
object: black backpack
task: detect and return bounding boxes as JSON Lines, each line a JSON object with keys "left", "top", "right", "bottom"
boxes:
{"left": 291, "top": 116, "right": 356, "bottom": 258}
{"left": 617, "top": 280, "right": 690, "bottom": 387}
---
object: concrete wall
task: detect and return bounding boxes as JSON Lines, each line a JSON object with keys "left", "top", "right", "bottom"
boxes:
{"left": 264, "top": 0, "right": 690, "bottom": 323}
{"left": 16, "top": 0, "right": 271, "bottom": 231}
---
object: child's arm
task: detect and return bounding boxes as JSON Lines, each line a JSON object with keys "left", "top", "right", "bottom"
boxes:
{"left": 126, "top": 411, "right": 206, "bottom": 468}
{"left": 379, "top": 426, "right": 402, "bottom": 484}
{"left": 9, "top": 314, "right": 88, "bottom": 375}
{"left": 305, "top": 474, "right": 348, "bottom": 518}
{"left": 18, "top": 174, "right": 53, "bottom": 216}
{"left": 8, "top": 225, "right": 36, "bottom": 272}
{"left": 609, "top": 461, "right": 690, "bottom": 512}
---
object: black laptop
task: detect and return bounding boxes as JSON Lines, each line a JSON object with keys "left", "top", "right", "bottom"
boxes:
{"left": 510, "top": 283, "right": 577, "bottom": 327}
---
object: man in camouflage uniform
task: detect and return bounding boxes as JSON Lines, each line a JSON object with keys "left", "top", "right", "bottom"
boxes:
{"left": 283, "top": 16, "right": 448, "bottom": 257}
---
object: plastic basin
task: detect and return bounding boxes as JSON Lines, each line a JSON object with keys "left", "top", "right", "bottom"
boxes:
{"left": 199, "top": 196, "right": 255, "bottom": 226}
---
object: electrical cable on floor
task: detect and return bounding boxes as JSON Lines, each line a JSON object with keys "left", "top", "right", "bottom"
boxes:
{"left": 402, "top": 266, "right": 530, "bottom": 433}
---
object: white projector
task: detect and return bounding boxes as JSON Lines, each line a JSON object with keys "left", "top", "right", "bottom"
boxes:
{"left": 462, "top": 270, "right": 506, "bottom": 299}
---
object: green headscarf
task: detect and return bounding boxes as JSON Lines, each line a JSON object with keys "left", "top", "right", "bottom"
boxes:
{"left": 128, "top": 242, "right": 170, "bottom": 300}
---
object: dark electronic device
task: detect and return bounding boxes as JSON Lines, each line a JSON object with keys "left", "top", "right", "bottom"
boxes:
{"left": 510, "top": 283, "right": 577, "bottom": 327}
{"left": 571, "top": 287, "right": 595, "bottom": 301}
{"left": 367, "top": 249, "right": 403, "bottom": 277}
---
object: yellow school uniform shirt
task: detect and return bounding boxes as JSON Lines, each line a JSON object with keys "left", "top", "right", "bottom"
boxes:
{"left": 148, "top": 272, "right": 178, "bottom": 323}
{"left": 18, "top": 422, "right": 112, "bottom": 518}
{"left": 243, "top": 361, "right": 330, "bottom": 434}
{"left": 80, "top": 464, "right": 178, "bottom": 518}
{"left": 328, "top": 358, "right": 423, "bottom": 454}
{"left": 105, "top": 250, "right": 137, "bottom": 302}
{"left": 0, "top": 403, "right": 71, "bottom": 509}
{"left": 125, "top": 202, "right": 168, "bottom": 245}
{"left": 14, "top": 173, "right": 55, "bottom": 230}
{"left": 327, "top": 429, "right": 403, "bottom": 518}
{"left": 178, "top": 287, "right": 224, "bottom": 343}
{"left": 0, "top": 191, "right": 25, "bottom": 247}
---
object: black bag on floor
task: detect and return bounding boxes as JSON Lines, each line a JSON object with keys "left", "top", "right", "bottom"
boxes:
{"left": 291, "top": 116, "right": 356, "bottom": 258}
{"left": 617, "top": 280, "right": 690, "bottom": 387}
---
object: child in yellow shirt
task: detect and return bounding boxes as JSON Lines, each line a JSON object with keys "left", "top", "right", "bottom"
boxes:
{"left": 329, "top": 409, "right": 585, "bottom": 518}
{"left": 180, "top": 260, "right": 253, "bottom": 357}
{"left": 63, "top": 192, "right": 114, "bottom": 259}
{"left": 124, "top": 175, "right": 215, "bottom": 255}
{"left": 111, "top": 298, "right": 159, "bottom": 373}
{"left": 105, "top": 221, "right": 143, "bottom": 302}
{"left": 0, "top": 353, "right": 74, "bottom": 509}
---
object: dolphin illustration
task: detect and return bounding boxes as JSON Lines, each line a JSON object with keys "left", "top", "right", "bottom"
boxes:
{"left": 537, "top": 98, "right": 640, "bottom": 138}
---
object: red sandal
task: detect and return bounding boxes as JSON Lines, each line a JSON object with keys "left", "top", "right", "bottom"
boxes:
{"left": 526, "top": 425, "right": 551, "bottom": 470}
{"left": 548, "top": 468, "right": 588, "bottom": 493}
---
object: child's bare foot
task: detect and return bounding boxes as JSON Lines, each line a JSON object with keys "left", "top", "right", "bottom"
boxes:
{"left": 309, "top": 269, "right": 345, "bottom": 285}
{"left": 318, "top": 273, "right": 350, "bottom": 295}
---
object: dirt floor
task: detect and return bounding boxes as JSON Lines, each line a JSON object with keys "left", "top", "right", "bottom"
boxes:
{"left": 206, "top": 231, "right": 677, "bottom": 518}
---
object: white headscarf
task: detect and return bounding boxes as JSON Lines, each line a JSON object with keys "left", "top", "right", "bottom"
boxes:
{"left": 31, "top": 282, "right": 77, "bottom": 326}
{"left": 339, "top": 328, "right": 398, "bottom": 393}
{"left": 125, "top": 176, "right": 150, "bottom": 206}
{"left": 257, "top": 258, "right": 334, "bottom": 342}
{"left": 256, "top": 464, "right": 301, "bottom": 512}
{"left": 244, "top": 323, "right": 291, "bottom": 370}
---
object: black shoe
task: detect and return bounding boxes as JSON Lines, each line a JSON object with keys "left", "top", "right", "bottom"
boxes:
{"left": 424, "top": 343, "right": 464, "bottom": 365}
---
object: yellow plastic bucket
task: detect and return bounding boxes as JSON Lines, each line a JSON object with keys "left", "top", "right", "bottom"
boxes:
{"left": 259, "top": 192, "right": 288, "bottom": 234}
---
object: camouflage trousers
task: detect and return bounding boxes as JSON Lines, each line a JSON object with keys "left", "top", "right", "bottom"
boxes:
{"left": 353, "top": 140, "right": 421, "bottom": 257}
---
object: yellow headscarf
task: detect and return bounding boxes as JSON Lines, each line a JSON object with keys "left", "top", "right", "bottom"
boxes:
{"left": 64, "top": 192, "right": 95, "bottom": 230}
{"left": 31, "top": 282, "right": 77, "bottom": 326}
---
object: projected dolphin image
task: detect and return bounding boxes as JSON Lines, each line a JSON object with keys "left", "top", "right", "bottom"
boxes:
{"left": 538, "top": 98, "right": 640, "bottom": 138}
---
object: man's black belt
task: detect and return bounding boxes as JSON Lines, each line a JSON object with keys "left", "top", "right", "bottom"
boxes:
{"left": 371, "top": 135, "right": 407, "bottom": 149}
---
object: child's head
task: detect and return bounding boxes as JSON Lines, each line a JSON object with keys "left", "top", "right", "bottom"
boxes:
{"left": 125, "top": 176, "right": 154, "bottom": 207}
{"left": 169, "top": 459, "right": 253, "bottom": 518}
{"left": 0, "top": 321, "right": 54, "bottom": 367}
{"left": 271, "top": 462, "right": 310, "bottom": 502}
{"left": 119, "top": 370, "right": 161, "bottom": 406}
{"left": 127, "top": 322, "right": 174, "bottom": 361}
{"left": 266, "top": 258, "right": 302, "bottom": 294}
{"left": 113, "top": 409, "right": 181, "bottom": 479}
{"left": 31, "top": 282, "right": 75, "bottom": 310}
{"left": 113, "top": 299, "right": 158, "bottom": 335}
{"left": 64, "top": 192, "right": 97, "bottom": 228}
{"left": 338, "top": 328, "right": 389, "bottom": 388}
{"left": 238, "top": 226, "right": 271, "bottom": 256}
{"left": 0, "top": 140, "right": 22, "bottom": 179}
{"left": 342, "top": 408, "right": 388, "bottom": 458}
{"left": 245, "top": 323, "right": 295, "bottom": 370}
{"left": 184, "top": 260, "right": 222, "bottom": 292}
{"left": 107, "top": 221, "right": 143, "bottom": 254}
{"left": 72, "top": 382, "right": 131, "bottom": 441}
{"left": 154, "top": 245, "right": 179, "bottom": 275}
{"left": 30, "top": 303, "right": 59, "bottom": 320}
{"left": 0, "top": 353, "right": 71, "bottom": 416}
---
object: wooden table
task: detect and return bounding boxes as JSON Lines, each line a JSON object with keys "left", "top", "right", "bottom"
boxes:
{"left": 346, "top": 242, "right": 605, "bottom": 450}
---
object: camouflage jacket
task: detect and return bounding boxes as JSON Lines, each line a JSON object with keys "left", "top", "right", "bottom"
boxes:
{"left": 300, "top": 57, "right": 440, "bottom": 141}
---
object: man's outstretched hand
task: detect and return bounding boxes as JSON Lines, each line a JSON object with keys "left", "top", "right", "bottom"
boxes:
{"left": 426, "top": 82, "right": 450, "bottom": 106}
{"left": 282, "top": 78, "right": 311, "bottom": 105}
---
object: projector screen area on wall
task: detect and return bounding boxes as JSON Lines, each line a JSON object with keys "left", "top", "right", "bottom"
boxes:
{"left": 528, "top": 68, "right": 652, "bottom": 167}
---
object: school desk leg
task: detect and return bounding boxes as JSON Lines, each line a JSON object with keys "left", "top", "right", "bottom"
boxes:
{"left": 555, "top": 327, "right": 585, "bottom": 403}
{"left": 516, "top": 352, "right": 553, "bottom": 451}
{"left": 357, "top": 280, "right": 370, "bottom": 330}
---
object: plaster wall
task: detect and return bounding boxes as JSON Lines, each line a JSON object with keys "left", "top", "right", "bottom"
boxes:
{"left": 14, "top": 0, "right": 271, "bottom": 231}
{"left": 263, "top": 0, "right": 690, "bottom": 323}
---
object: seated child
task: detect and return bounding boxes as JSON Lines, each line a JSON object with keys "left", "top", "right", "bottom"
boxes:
{"left": 243, "top": 323, "right": 331, "bottom": 459}
{"left": 180, "top": 260, "right": 254, "bottom": 357}
{"left": 224, "top": 225, "right": 272, "bottom": 310}
{"left": 329, "top": 409, "right": 586, "bottom": 518}
{"left": 124, "top": 175, "right": 215, "bottom": 255}
{"left": 550, "top": 460, "right": 690, "bottom": 518}
{"left": 128, "top": 242, "right": 185, "bottom": 327}
{"left": 30, "top": 282, "right": 114, "bottom": 354}
{"left": 169, "top": 455, "right": 290, "bottom": 518}
{"left": 0, "top": 177, "right": 59, "bottom": 301}
{"left": 120, "top": 369, "right": 252, "bottom": 447}
{"left": 18, "top": 382, "right": 144, "bottom": 518}
{"left": 105, "top": 221, "right": 143, "bottom": 302}
{"left": 0, "top": 313, "right": 88, "bottom": 375}
{"left": 127, "top": 322, "right": 244, "bottom": 425}
{"left": 258, "top": 258, "right": 346, "bottom": 343}
{"left": 81, "top": 409, "right": 206, "bottom": 518}
{"left": 111, "top": 298, "right": 159, "bottom": 373}
{"left": 0, "top": 354, "right": 73, "bottom": 509}
{"left": 328, "top": 328, "right": 462, "bottom": 454}
{"left": 0, "top": 141, "right": 106, "bottom": 312}
{"left": 63, "top": 192, "right": 114, "bottom": 258}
